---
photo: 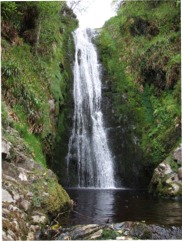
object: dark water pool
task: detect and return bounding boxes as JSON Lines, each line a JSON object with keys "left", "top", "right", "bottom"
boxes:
{"left": 65, "top": 188, "right": 182, "bottom": 226}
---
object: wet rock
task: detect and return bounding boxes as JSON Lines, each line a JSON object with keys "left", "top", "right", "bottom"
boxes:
{"left": 70, "top": 224, "right": 103, "bottom": 240}
{"left": 56, "top": 232, "right": 71, "bottom": 240}
{"left": 173, "top": 144, "right": 182, "bottom": 165}
{"left": 158, "top": 163, "right": 172, "bottom": 176}
{"left": 165, "top": 173, "right": 180, "bottom": 184}
{"left": 129, "top": 222, "right": 152, "bottom": 239}
{"left": 89, "top": 229, "right": 103, "bottom": 239}
{"left": 46, "top": 222, "right": 182, "bottom": 240}
{"left": 149, "top": 225, "right": 182, "bottom": 239}
{"left": 113, "top": 222, "right": 125, "bottom": 230}
{"left": 168, "top": 183, "right": 180, "bottom": 195}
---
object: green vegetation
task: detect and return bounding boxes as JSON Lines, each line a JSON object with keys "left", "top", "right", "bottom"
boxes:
{"left": 2, "top": 1, "right": 78, "bottom": 167}
{"left": 1, "top": 2, "right": 75, "bottom": 228}
{"left": 99, "top": 229, "right": 117, "bottom": 240}
{"left": 97, "top": 1, "right": 181, "bottom": 171}
{"left": 32, "top": 169, "right": 71, "bottom": 214}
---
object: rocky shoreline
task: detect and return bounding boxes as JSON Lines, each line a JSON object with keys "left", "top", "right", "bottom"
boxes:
{"left": 40, "top": 222, "right": 182, "bottom": 240}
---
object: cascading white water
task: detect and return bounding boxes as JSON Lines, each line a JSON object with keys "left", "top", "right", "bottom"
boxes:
{"left": 66, "top": 27, "right": 115, "bottom": 188}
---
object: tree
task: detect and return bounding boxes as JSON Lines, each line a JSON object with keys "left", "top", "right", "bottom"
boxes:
{"left": 66, "top": 0, "right": 91, "bottom": 14}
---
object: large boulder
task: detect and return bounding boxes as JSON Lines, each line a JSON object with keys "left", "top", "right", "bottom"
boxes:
{"left": 149, "top": 144, "right": 182, "bottom": 197}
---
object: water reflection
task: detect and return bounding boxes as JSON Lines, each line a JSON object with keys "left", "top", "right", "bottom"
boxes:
{"left": 67, "top": 189, "right": 115, "bottom": 224}
{"left": 66, "top": 189, "right": 182, "bottom": 226}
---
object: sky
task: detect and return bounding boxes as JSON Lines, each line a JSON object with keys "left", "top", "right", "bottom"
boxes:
{"left": 67, "top": 0, "right": 119, "bottom": 28}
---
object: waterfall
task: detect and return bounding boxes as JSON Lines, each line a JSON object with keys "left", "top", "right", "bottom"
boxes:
{"left": 66, "top": 28, "right": 115, "bottom": 188}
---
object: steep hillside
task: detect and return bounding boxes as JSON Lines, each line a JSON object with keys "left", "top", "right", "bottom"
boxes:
{"left": 1, "top": 2, "right": 77, "bottom": 240}
{"left": 97, "top": 1, "right": 181, "bottom": 187}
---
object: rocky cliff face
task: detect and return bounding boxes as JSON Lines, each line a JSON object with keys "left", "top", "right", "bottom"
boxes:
{"left": 1, "top": 2, "right": 77, "bottom": 240}
{"left": 101, "top": 66, "right": 149, "bottom": 187}
{"left": 2, "top": 119, "right": 72, "bottom": 241}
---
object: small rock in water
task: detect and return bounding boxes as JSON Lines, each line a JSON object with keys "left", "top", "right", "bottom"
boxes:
{"left": 113, "top": 223, "right": 125, "bottom": 230}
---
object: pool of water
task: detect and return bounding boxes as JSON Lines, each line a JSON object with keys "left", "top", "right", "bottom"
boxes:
{"left": 65, "top": 188, "right": 182, "bottom": 226}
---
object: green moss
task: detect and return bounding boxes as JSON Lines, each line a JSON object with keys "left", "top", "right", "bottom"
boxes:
{"left": 31, "top": 168, "right": 71, "bottom": 214}
{"left": 99, "top": 229, "right": 117, "bottom": 240}
{"left": 44, "top": 181, "right": 71, "bottom": 214}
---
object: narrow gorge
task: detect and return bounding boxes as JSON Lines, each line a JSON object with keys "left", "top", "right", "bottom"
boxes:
{"left": 1, "top": 1, "right": 182, "bottom": 240}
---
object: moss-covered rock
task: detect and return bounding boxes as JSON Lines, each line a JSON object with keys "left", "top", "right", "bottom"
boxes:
{"left": 149, "top": 144, "right": 182, "bottom": 198}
